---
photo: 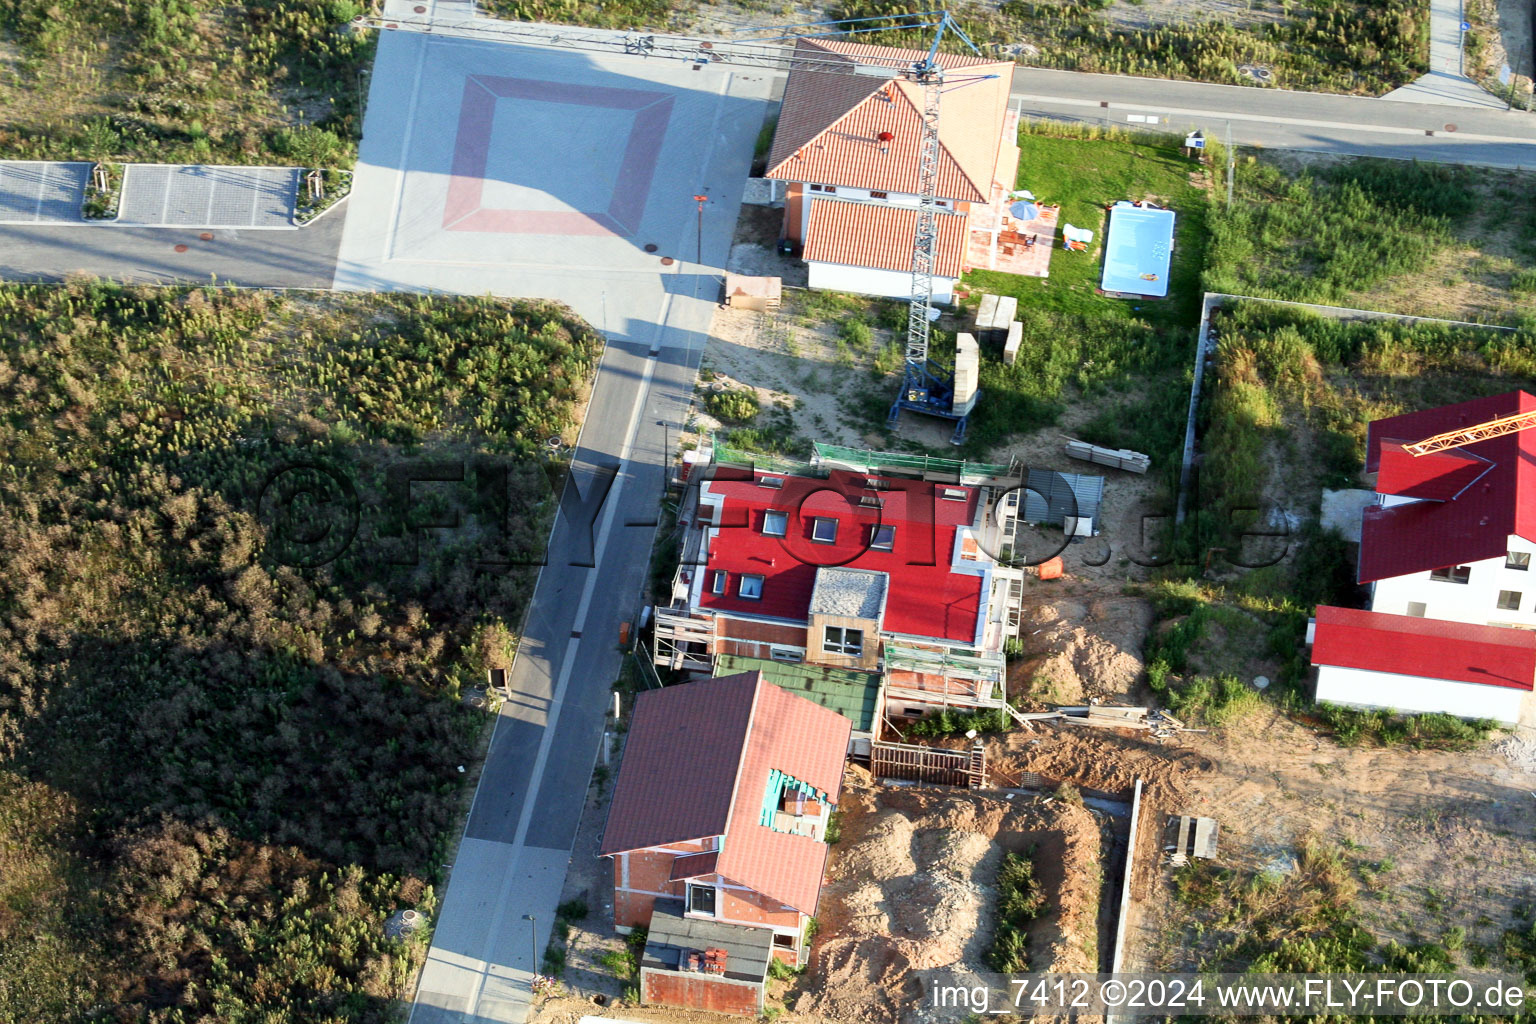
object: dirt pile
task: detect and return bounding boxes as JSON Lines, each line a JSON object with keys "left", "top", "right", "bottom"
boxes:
{"left": 996, "top": 724, "right": 1209, "bottom": 801}
{"left": 1012, "top": 591, "right": 1154, "bottom": 705}
{"left": 801, "top": 777, "right": 1102, "bottom": 1024}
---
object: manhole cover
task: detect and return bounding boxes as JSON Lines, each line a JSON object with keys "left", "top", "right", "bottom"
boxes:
{"left": 199, "top": 232, "right": 213, "bottom": 241}
{"left": 660, "top": 256, "right": 675, "bottom": 265}
{"left": 644, "top": 243, "right": 658, "bottom": 252}
{"left": 1444, "top": 123, "right": 1458, "bottom": 132}
{"left": 174, "top": 244, "right": 188, "bottom": 253}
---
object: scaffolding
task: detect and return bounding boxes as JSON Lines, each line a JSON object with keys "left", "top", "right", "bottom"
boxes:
{"left": 652, "top": 608, "right": 715, "bottom": 672}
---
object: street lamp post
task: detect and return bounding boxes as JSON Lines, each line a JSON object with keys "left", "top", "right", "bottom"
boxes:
{"left": 692, "top": 193, "right": 708, "bottom": 267}
{"left": 523, "top": 914, "right": 537, "bottom": 975}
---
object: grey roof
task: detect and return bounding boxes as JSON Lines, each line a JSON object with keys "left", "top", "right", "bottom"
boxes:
{"left": 641, "top": 902, "right": 774, "bottom": 984}
{"left": 809, "top": 566, "right": 888, "bottom": 621}
{"left": 1022, "top": 468, "right": 1104, "bottom": 526}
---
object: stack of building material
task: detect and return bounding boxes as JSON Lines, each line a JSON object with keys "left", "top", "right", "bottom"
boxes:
{"left": 972, "top": 293, "right": 1018, "bottom": 345}
{"left": 723, "top": 274, "right": 782, "bottom": 310}
{"left": 952, "top": 332, "right": 980, "bottom": 416}
{"left": 1065, "top": 439, "right": 1151, "bottom": 474}
{"left": 1002, "top": 320, "right": 1024, "bottom": 365}
{"left": 1164, "top": 815, "right": 1219, "bottom": 865}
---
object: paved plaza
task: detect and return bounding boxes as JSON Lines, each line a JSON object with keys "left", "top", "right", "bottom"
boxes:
{"left": 332, "top": 31, "right": 773, "bottom": 341}
{"left": 0, "top": 161, "right": 90, "bottom": 224}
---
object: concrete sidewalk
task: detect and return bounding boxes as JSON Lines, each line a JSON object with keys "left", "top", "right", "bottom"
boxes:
{"left": 1381, "top": 0, "right": 1504, "bottom": 107}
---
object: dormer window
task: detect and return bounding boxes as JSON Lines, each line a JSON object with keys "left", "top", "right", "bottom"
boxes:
{"left": 759, "top": 476, "right": 784, "bottom": 489}
{"left": 710, "top": 570, "right": 728, "bottom": 595}
{"left": 762, "top": 510, "right": 788, "bottom": 537}
{"left": 739, "top": 574, "right": 764, "bottom": 600}
{"left": 871, "top": 524, "right": 896, "bottom": 551}
{"left": 858, "top": 494, "right": 883, "bottom": 508}
{"left": 811, "top": 517, "right": 838, "bottom": 544}
{"left": 940, "top": 487, "right": 967, "bottom": 501}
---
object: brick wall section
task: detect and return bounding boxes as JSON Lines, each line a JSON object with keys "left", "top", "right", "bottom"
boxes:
{"left": 714, "top": 616, "right": 808, "bottom": 646}
{"left": 716, "top": 884, "right": 802, "bottom": 931}
{"left": 643, "top": 970, "right": 763, "bottom": 1016}
{"left": 783, "top": 183, "right": 805, "bottom": 243}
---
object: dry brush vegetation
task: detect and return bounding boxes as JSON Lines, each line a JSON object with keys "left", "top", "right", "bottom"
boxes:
{"left": 0, "top": 0, "right": 373, "bottom": 165}
{"left": 0, "top": 281, "right": 603, "bottom": 1022}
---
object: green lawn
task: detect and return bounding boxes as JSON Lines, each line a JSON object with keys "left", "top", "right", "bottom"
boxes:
{"left": 964, "top": 125, "right": 1211, "bottom": 330}
{"left": 954, "top": 126, "right": 1212, "bottom": 467}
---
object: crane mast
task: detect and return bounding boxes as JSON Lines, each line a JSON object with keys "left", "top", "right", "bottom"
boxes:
{"left": 360, "top": 10, "right": 990, "bottom": 442}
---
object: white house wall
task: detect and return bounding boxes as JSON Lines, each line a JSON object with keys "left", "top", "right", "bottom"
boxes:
{"left": 1370, "top": 535, "right": 1536, "bottom": 628}
{"left": 1315, "top": 664, "right": 1526, "bottom": 725}
{"left": 806, "top": 262, "right": 957, "bottom": 304}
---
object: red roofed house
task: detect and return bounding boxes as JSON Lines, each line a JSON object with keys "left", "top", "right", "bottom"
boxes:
{"left": 1306, "top": 391, "right": 1536, "bottom": 725}
{"left": 1309, "top": 606, "right": 1536, "bottom": 725}
{"left": 600, "top": 671, "right": 850, "bottom": 1013}
{"left": 652, "top": 453, "right": 1023, "bottom": 748}
{"left": 1358, "top": 390, "right": 1536, "bottom": 629}
{"left": 763, "top": 38, "right": 1018, "bottom": 302}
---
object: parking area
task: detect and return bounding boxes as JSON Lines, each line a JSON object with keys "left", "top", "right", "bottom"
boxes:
{"left": 117, "top": 165, "right": 300, "bottom": 228}
{"left": 0, "top": 162, "right": 89, "bottom": 224}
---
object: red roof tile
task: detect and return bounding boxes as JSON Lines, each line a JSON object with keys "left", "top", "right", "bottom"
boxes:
{"left": 601, "top": 672, "right": 852, "bottom": 915}
{"left": 1375, "top": 442, "right": 1492, "bottom": 502}
{"left": 765, "top": 38, "right": 1014, "bottom": 203}
{"left": 802, "top": 198, "right": 968, "bottom": 278}
{"left": 1311, "top": 605, "right": 1536, "bottom": 690}
{"left": 717, "top": 681, "right": 850, "bottom": 915}
{"left": 1358, "top": 390, "right": 1536, "bottom": 583}
{"left": 697, "top": 469, "right": 986, "bottom": 644}
{"left": 599, "top": 674, "right": 756, "bottom": 855}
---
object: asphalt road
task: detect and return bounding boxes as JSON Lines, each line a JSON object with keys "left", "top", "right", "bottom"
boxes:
{"left": 1008, "top": 66, "right": 1536, "bottom": 168}
{"left": 0, "top": 202, "right": 346, "bottom": 287}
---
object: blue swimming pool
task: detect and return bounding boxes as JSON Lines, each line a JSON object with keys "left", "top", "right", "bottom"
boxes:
{"left": 1101, "top": 205, "right": 1175, "bottom": 297}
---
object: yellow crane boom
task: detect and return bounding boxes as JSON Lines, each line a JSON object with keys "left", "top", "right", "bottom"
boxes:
{"left": 1403, "top": 409, "right": 1536, "bottom": 456}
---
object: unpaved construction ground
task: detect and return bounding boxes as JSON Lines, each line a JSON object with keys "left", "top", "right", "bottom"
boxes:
{"left": 986, "top": 713, "right": 1536, "bottom": 982}
{"left": 788, "top": 775, "right": 1104, "bottom": 1024}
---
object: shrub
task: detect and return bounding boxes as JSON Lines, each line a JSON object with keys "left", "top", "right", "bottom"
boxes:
{"left": 988, "top": 851, "right": 1045, "bottom": 971}
{"left": 556, "top": 898, "right": 589, "bottom": 921}
{"left": 705, "top": 388, "right": 761, "bottom": 423}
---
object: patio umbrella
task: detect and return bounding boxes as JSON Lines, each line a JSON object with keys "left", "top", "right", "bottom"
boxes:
{"left": 1009, "top": 200, "right": 1040, "bottom": 221}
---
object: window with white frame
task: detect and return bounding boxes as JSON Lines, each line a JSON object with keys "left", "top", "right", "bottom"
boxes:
{"left": 710, "top": 570, "right": 728, "bottom": 595}
{"left": 772, "top": 932, "right": 796, "bottom": 948}
{"left": 824, "top": 626, "right": 863, "bottom": 657}
{"left": 739, "top": 574, "right": 764, "bottom": 600}
{"left": 811, "top": 517, "right": 838, "bottom": 544}
{"left": 763, "top": 509, "right": 788, "bottom": 537}
{"left": 871, "top": 524, "right": 896, "bottom": 551}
